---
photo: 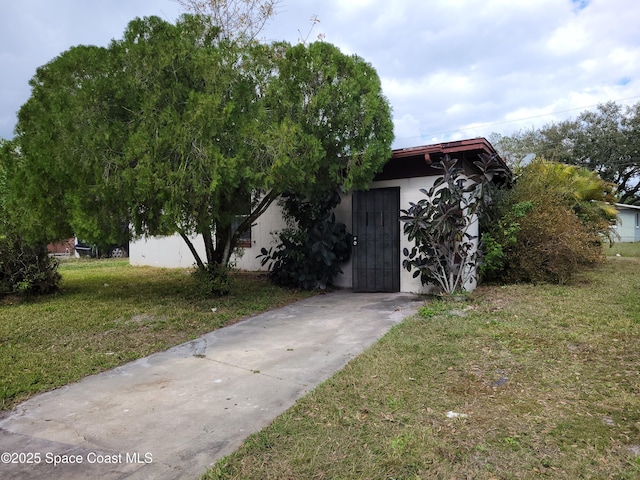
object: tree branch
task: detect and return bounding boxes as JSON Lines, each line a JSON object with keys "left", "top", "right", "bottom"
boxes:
{"left": 178, "top": 230, "right": 205, "bottom": 269}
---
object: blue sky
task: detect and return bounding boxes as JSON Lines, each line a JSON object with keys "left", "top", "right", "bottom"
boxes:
{"left": 1, "top": 0, "right": 639, "bottom": 148}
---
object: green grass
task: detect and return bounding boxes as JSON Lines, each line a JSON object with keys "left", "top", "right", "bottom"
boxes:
{"left": 606, "top": 240, "right": 640, "bottom": 257}
{"left": 0, "top": 259, "right": 311, "bottom": 411}
{"left": 205, "top": 243, "right": 640, "bottom": 479}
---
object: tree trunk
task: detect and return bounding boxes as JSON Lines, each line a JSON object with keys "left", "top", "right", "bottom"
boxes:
{"left": 179, "top": 189, "right": 281, "bottom": 270}
{"left": 216, "top": 189, "right": 280, "bottom": 267}
{"left": 178, "top": 231, "right": 205, "bottom": 270}
{"left": 213, "top": 223, "right": 232, "bottom": 266}
{"left": 202, "top": 225, "right": 216, "bottom": 266}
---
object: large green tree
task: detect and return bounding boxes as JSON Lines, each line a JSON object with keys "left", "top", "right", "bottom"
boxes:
{"left": 10, "top": 43, "right": 122, "bottom": 246}
{"left": 8, "top": 14, "right": 393, "bottom": 271}
{"left": 490, "top": 101, "right": 640, "bottom": 204}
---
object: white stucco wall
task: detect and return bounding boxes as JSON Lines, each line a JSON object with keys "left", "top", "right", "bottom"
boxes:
{"left": 129, "top": 232, "right": 205, "bottom": 268}
{"left": 130, "top": 178, "right": 481, "bottom": 293}
{"left": 129, "top": 200, "right": 288, "bottom": 270}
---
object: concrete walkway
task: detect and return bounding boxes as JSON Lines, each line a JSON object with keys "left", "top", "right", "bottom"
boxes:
{"left": 0, "top": 290, "right": 423, "bottom": 480}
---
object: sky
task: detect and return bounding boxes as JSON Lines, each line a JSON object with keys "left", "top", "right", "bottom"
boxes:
{"left": 1, "top": 0, "right": 639, "bottom": 149}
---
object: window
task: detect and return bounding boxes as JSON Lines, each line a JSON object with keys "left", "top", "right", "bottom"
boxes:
{"left": 232, "top": 216, "right": 252, "bottom": 247}
{"left": 232, "top": 193, "right": 252, "bottom": 248}
{"left": 636, "top": 212, "right": 639, "bottom": 228}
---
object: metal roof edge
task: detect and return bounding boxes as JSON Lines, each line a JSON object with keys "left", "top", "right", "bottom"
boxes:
{"left": 615, "top": 203, "right": 640, "bottom": 210}
{"left": 391, "top": 137, "right": 498, "bottom": 159}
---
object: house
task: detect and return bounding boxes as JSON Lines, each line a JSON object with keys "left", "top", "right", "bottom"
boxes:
{"left": 614, "top": 203, "right": 640, "bottom": 242}
{"left": 47, "top": 238, "right": 75, "bottom": 258}
{"left": 129, "top": 137, "right": 508, "bottom": 293}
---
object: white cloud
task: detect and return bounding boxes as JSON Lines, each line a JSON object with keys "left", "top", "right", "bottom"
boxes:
{"left": 393, "top": 113, "right": 422, "bottom": 148}
{"left": 1, "top": 0, "right": 639, "bottom": 146}
{"left": 546, "top": 22, "right": 592, "bottom": 56}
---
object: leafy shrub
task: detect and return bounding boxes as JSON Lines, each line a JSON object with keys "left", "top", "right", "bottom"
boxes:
{"left": 0, "top": 234, "right": 61, "bottom": 296}
{"left": 512, "top": 160, "right": 618, "bottom": 237}
{"left": 482, "top": 159, "right": 613, "bottom": 284}
{"left": 192, "top": 262, "right": 232, "bottom": 296}
{"left": 499, "top": 200, "right": 604, "bottom": 284}
{"left": 1, "top": 143, "right": 61, "bottom": 296}
{"left": 479, "top": 200, "right": 533, "bottom": 278}
{"left": 259, "top": 190, "right": 351, "bottom": 290}
{"left": 401, "top": 154, "right": 510, "bottom": 294}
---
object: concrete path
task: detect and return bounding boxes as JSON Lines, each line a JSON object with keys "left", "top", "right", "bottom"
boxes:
{"left": 0, "top": 290, "right": 423, "bottom": 480}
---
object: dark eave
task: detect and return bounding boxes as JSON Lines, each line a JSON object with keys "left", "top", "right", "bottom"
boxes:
{"left": 391, "top": 137, "right": 499, "bottom": 162}
{"left": 374, "top": 137, "right": 508, "bottom": 182}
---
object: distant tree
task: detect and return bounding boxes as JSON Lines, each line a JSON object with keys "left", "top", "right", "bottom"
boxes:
{"left": 9, "top": 15, "right": 393, "bottom": 285}
{"left": 570, "top": 102, "right": 640, "bottom": 205}
{"left": 175, "top": 0, "right": 281, "bottom": 41}
{"left": 490, "top": 102, "right": 640, "bottom": 204}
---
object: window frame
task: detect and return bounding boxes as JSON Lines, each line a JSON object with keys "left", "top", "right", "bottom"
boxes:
{"left": 231, "top": 192, "right": 253, "bottom": 248}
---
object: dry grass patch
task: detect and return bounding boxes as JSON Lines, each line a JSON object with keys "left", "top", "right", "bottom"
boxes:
{"left": 206, "top": 245, "right": 640, "bottom": 479}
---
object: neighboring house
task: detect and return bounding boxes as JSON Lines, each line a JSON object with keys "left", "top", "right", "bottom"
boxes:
{"left": 129, "top": 137, "right": 508, "bottom": 293}
{"left": 47, "top": 238, "right": 75, "bottom": 257}
{"left": 614, "top": 203, "right": 640, "bottom": 242}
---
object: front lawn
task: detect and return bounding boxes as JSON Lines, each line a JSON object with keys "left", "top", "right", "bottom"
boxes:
{"left": 206, "top": 243, "right": 640, "bottom": 479}
{"left": 0, "top": 259, "right": 311, "bottom": 411}
{"left": 606, "top": 240, "right": 640, "bottom": 258}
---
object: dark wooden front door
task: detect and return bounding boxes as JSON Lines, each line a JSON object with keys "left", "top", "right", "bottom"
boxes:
{"left": 352, "top": 187, "right": 400, "bottom": 292}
